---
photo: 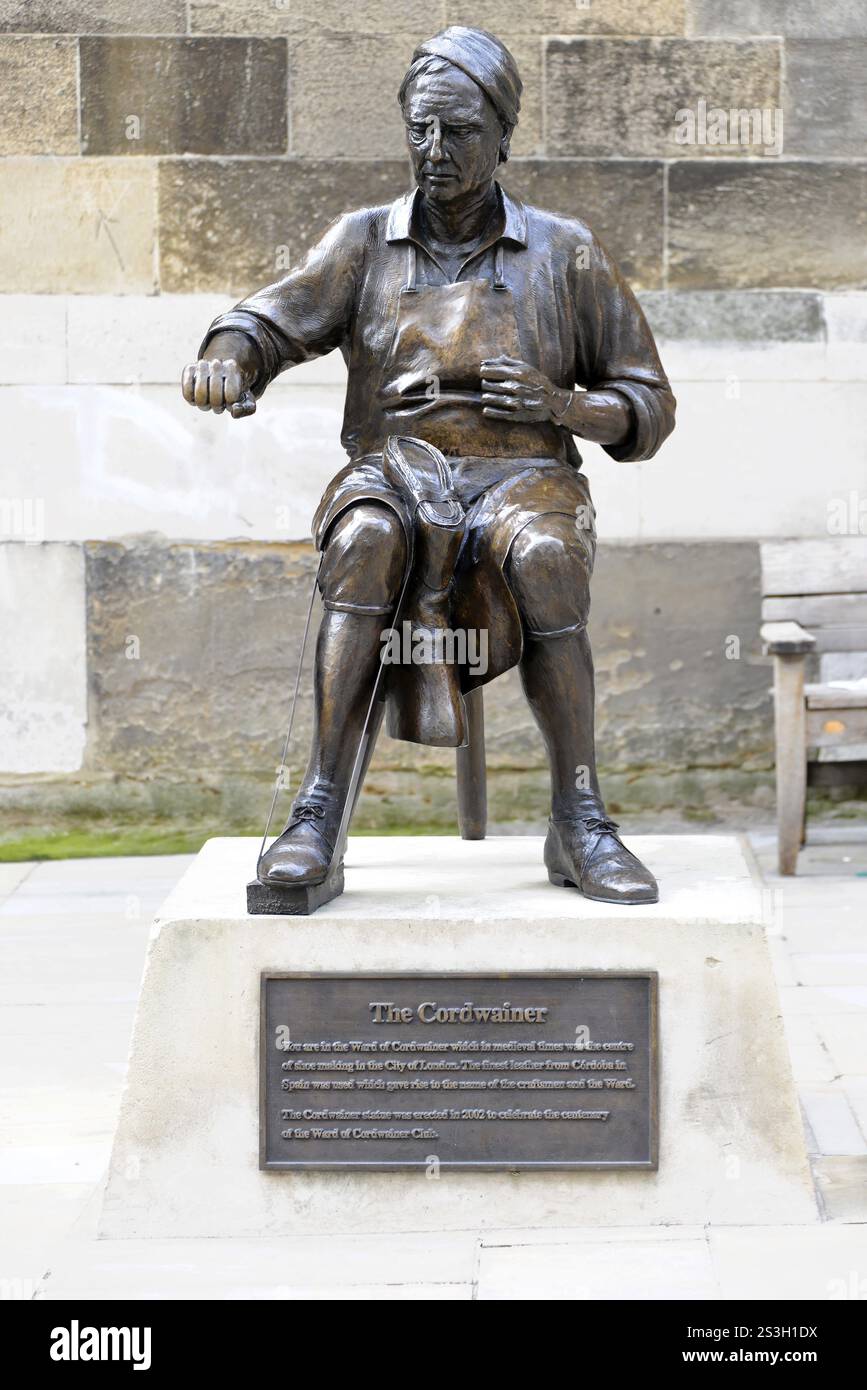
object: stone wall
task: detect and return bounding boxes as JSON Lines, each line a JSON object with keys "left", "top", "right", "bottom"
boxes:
{"left": 1, "top": 1, "right": 866, "bottom": 849}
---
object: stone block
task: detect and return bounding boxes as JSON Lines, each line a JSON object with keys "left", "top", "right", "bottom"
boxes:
{"left": 80, "top": 36, "right": 288, "bottom": 156}
{"left": 668, "top": 161, "right": 867, "bottom": 290}
{"left": 784, "top": 40, "right": 867, "bottom": 158}
{"left": 444, "top": 1, "right": 685, "bottom": 33}
{"left": 98, "top": 833, "right": 816, "bottom": 1237}
{"left": 190, "top": 1, "right": 437, "bottom": 34}
{"left": 157, "top": 157, "right": 412, "bottom": 295}
{"left": 687, "top": 0, "right": 867, "bottom": 39}
{"left": 500, "top": 158, "right": 664, "bottom": 289}
{"left": 0, "top": 36, "right": 77, "bottom": 155}
{"left": 0, "top": 158, "right": 156, "bottom": 294}
{"left": 0, "top": 1, "right": 186, "bottom": 31}
{"left": 288, "top": 28, "right": 422, "bottom": 159}
{"left": 545, "top": 37, "right": 781, "bottom": 159}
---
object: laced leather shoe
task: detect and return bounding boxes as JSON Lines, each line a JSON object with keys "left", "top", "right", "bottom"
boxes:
{"left": 544, "top": 808, "right": 658, "bottom": 905}
{"left": 257, "top": 801, "right": 338, "bottom": 887}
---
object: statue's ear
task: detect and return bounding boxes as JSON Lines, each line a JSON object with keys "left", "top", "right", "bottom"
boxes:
{"left": 498, "top": 127, "right": 513, "bottom": 165}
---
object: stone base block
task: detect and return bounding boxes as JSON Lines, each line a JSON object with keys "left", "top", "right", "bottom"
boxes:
{"left": 99, "top": 835, "right": 816, "bottom": 1237}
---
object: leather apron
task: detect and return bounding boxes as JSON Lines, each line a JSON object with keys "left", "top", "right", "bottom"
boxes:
{"left": 377, "top": 242, "right": 563, "bottom": 459}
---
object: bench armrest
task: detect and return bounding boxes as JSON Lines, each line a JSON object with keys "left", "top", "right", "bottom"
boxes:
{"left": 760, "top": 620, "right": 816, "bottom": 656}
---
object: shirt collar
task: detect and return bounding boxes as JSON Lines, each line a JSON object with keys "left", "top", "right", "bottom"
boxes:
{"left": 385, "top": 182, "right": 528, "bottom": 248}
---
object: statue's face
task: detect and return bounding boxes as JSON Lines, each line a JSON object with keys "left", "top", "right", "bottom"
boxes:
{"left": 403, "top": 66, "right": 505, "bottom": 205}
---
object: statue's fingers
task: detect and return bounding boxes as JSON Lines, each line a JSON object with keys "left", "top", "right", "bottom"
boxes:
{"left": 194, "top": 363, "right": 211, "bottom": 410}
{"left": 480, "top": 363, "right": 523, "bottom": 380}
{"left": 210, "top": 369, "right": 226, "bottom": 414}
{"left": 482, "top": 393, "right": 519, "bottom": 410}
{"left": 230, "top": 390, "right": 257, "bottom": 419}
{"left": 482, "top": 405, "right": 516, "bottom": 419}
{"left": 481, "top": 378, "right": 520, "bottom": 394}
{"left": 222, "top": 362, "right": 243, "bottom": 406}
{"left": 181, "top": 363, "right": 196, "bottom": 404}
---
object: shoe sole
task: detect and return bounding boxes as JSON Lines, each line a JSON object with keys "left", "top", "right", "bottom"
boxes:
{"left": 547, "top": 868, "right": 659, "bottom": 906}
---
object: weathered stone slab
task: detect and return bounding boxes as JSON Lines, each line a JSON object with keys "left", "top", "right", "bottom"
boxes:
{"left": 500, "top": 159, "right": 664, "bottom": 289}
{"left": 84, "top": 538, "right": 323, "bottom": 778}
{"left": 190, "top": 1, "right": 434, "bottom": 34}
{"left": 0, "top": 158, "right": 156, "bottom": 293}
{"left": 546, "top": 37, "right": 781, "bottom": 159}
{"left": 0, "top": 0, "right": 186, "bottom": 31}
{"left": 77, "top": 531, "right": 774, "bottom": 816}
{"left": 687, "top": 0, "right": 867, "bottom": 39}
{"left": 98, "top": 834, "right": 817, "bottom": 1236}
{"left": 286, "top": 27, "right": 541, "bottom": 159}
{"left": 0, "top": 36, "right": 77, "bottom": 155}
{"left": 784, "top": 40, "right": 867, "bottom": 158}
{"left": 638, "top": 290, "right": 824, "bottom": 344}
{"left": 0, "top": 544, "right": 87, "bottom": 774}
{"left": 668, "top": 161, "right": 867, "bottom": 290}
{"left": 80, "top": 37, "right": 288, "bottom": 156}
{"left": 288, "top": 28, "right": 426, "bottom": 159}
{"left": 158, "top": 157, "right": 412, "bottom": 294}
{"left": 445, "top": 1, "right": 685, "bottom": 33}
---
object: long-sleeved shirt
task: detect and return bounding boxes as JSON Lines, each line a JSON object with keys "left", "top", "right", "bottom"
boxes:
{"left": 200, "top": 182, "right": 676, "bottom": 464}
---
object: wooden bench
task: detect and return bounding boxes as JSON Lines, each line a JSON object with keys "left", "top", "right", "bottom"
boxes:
{"left": 760, "top": 539, "right": 867, "bottom": 874}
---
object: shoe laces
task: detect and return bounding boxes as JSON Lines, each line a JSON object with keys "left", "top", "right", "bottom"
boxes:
{"left": 581, "top": 814, "right": 620, "bottom": 836}
{"left": 287, "top": 800, "right": 326, "bottom": 826}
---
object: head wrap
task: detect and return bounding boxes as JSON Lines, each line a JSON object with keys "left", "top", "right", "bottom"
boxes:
{"left": 409, "top": 26, "right": 522, "bottom": 129}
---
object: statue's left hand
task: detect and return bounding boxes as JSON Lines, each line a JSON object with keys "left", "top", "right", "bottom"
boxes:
{"left": 481, "top": 356, "right": 571, "bottom": 424}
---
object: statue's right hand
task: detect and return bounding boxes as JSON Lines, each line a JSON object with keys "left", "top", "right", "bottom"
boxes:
{"left": 181, "top": 358, "right": 256, "bottom": 418}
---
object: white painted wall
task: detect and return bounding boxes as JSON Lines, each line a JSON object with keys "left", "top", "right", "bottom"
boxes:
{"left": 0, "top": 543, "right": 87, "bottom": 773}
{"left": 3, "top": 292, "right": 866, "bottom": 544}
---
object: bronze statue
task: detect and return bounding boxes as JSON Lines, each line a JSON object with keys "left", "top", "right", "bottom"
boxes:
{"left": 182, "top": 27, "right": 676, "bottom": 910}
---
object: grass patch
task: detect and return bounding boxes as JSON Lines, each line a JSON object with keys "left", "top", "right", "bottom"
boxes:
{"left": 0, "top": 820, "right": 455, "bottom": 862}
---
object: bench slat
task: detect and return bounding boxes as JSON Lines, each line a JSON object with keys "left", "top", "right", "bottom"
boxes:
{"left": 806, "top": 707, "right": 867, "bottom": 747}
{"left": 762, "top": 594, "right": 867, "bottom": 627}
{"left": 805, "top": 682, "right": 867, "bottom": 710}
{"left": 761, "top": 539, "right": 867, "bottom": 596}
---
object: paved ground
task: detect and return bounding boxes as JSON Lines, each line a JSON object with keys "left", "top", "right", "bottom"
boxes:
{"left": 1, "top": 829, "right": 865, "bottom": 1301}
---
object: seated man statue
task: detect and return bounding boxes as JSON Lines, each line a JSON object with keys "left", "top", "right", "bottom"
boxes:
{"left": 182, "top": 25, "right": 676, "bottom": 906}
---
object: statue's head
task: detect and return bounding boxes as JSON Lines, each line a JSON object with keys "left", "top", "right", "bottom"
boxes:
{"left": 399, "top": 27, "right": 522, "bottom": 204}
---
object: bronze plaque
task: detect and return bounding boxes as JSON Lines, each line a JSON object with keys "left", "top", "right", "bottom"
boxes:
{"left": 260, "top": 973, "right": 657, "bottom": 1170}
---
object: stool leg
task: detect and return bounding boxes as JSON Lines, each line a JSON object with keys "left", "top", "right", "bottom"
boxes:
{"left": 456, "top": 687, "right": 487, "bottom": 840}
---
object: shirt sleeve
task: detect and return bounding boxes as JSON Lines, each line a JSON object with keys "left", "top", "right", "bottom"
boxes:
{"left": 197, "top": 209, "right": 369, "bottom": 395}
{"left": 577, "top": 235, "right": 677, "bottom": 462}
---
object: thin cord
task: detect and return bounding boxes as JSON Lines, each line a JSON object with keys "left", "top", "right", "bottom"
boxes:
{"left": 256, "top": 555, "right": 323, "bottom": 873}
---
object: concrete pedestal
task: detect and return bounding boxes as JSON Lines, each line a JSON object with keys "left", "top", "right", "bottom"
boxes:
{"left": 98, "top": 835, "right": 816, "bottom": 1238}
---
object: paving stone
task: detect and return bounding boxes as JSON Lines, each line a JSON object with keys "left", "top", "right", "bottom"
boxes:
{"left": 812, "top": 1155, "right": 867, "bottom": 1222}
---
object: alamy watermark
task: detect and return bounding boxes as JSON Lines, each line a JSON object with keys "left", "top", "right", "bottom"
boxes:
{"left": 381, "top": 621, "right": 489, "bottom": 676}
{"left": 674, "top": 99, "right": 783, "bottom": 156}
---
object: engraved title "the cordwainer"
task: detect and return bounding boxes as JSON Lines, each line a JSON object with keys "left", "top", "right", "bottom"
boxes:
{"left": 369, "top": 1001, "right": 549, "bottom": 1024}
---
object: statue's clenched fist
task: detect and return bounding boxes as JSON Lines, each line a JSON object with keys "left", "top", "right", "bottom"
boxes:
{"left": 181, "top": 357, "right": 257, "bottom": 418}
